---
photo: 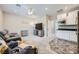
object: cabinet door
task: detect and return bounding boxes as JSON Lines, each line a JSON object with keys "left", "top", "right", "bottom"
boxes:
{"left": 66, "top": 11, "right": 77, "bottom": 25}
{"left": 61, "top": 31, "right": 70, "bottom": 40}
{"left": 56, "top": 31, "right": 70, "bottom": 40}
{"left": 57, "top": 13, "right": 66, "bottom": 20}
{"left": 56, "top": 31, "right": 62, "bottom": 39}
{"left": 69, "top": 31, "right": 77, "bottom": 42}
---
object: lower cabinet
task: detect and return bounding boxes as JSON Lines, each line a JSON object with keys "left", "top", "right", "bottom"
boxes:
{"left": 56, "top": 31, "right": 77, "bottom": 42}
{"left": 56, "top": 31, "right": 70, "bottom": 40}
{"left": 69, "top": 31, "right": 77, "bottom": 42}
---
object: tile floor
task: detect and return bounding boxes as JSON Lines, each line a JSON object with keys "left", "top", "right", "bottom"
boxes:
{"left": 49, "top": 39, "right": 77, "bottom": 54}
{"left": 21, "top": 36, "right": 77, "bottom": 54}
{"left": 21, "top": 36, "right": 56, "bottom": 54}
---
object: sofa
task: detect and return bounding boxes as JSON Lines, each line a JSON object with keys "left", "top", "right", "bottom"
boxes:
{"left": 0, "top": 32, "right": 38, "bottom": 54}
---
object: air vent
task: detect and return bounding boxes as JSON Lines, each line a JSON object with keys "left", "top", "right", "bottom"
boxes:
{"left": 16, "top": 4, "right": 21, "bottom": 7}
{"left": 57, "top": 9, "right": 63, "bottom": 13}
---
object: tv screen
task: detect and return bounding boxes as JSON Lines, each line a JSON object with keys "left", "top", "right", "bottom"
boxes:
{"left": 35, "top": 23, "right": 43, "bottom": 30}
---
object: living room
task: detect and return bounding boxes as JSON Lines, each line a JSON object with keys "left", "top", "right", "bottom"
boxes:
{"left": 0, "top": 4, "right": 78, "bottom": 54}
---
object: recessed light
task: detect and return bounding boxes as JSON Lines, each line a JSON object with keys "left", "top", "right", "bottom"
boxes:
{"left": 28, "top": 8, "right": 34, "bottom": 15}
{"left": 28, "top": 11, "right": 33, "bottom": 15}
{"left": 64, "top": 6, "right": 68, "bottom": 10}
{"left": 45, "top": 8, "right": 48, "bottom": 10}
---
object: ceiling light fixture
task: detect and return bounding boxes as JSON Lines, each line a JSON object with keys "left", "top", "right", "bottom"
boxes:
{"left": 28, "top": 11, "right": 33, "bottom": 15}
{"left": 45, "top": 8, "right": 48, "bottom": 10}
{"left": 64, "top": 6, "right": 68, "bottom": 10}
{"left": 28, "top": 8, "right": 34, "bottom": 15}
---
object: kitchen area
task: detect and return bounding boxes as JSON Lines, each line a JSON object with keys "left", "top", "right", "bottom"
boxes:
{"left": 50, "top": 9, "right": 78, "bottom": 54}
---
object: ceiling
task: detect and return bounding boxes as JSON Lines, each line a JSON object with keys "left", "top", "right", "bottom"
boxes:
{"left": 0, "top": 4, "right": 79, "bottom": 17}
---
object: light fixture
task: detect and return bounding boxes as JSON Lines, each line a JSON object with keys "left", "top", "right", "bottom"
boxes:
{"left": 28, "top": 10, "right": 33, "bottom": 15}
{"left": 28, "top": 8, "right": 34, "bottom": 15}
{"left": 45, "top": 8, "right": 48, "bottom": 11}
{"left": 64, "top": 6, "right": 68, "bottom": 10}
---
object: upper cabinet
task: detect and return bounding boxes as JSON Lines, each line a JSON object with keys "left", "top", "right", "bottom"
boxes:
{"left": 66, "top": 11, "right": 78, "bottom": 25}
{"left": 57, "top": 13, "right": 66, "bottom": 21}
{"left": 57, "top": 10, "right": 78, "bottom": 25}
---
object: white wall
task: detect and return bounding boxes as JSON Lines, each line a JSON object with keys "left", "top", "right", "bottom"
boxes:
{"left": 44, "top": 16, "right": 55, "bottom": 41}
{"left": 0, "top": 9, "right": 3, "bottom": 31}
{"left": 3, "top": 13, "right": 55, "bottom": 40}
{"left": 3, "top": 13, "right": 47, "bottom": 37}
{"left": 3, "top": 13, "right": 36, "bottom": 36}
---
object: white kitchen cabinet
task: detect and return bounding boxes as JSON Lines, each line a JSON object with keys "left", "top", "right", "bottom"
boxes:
{"left": 69, "top": 31, "right": 77, "bottom": 42}
{"left": 56, "top": 30, "right": 77, "bottom": 42}
{"left": 66, "top": 11, "right": 78, "bottom": 25}
{"left": 56, "top": 10, "right": 78, "bottom": 42}
{"left": 56, "top": 31, "right": 62, "bottom": 39}
{"left": 57, "top": 13, "right": 66, "bottom": 21}
{"left": 62, "top": 31, "right": 70, "bottom": 41}
{"left": 56, "top": 31, "right": 70, "bottom": 40}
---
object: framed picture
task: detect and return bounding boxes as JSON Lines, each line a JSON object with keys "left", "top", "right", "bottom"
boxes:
{"left": 21, "top": 30, "right": 28, "bottom": 37}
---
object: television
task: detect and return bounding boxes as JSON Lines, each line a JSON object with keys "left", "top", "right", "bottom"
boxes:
{"left": 35, "top": 23, "right": 43, "bottom": 30}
